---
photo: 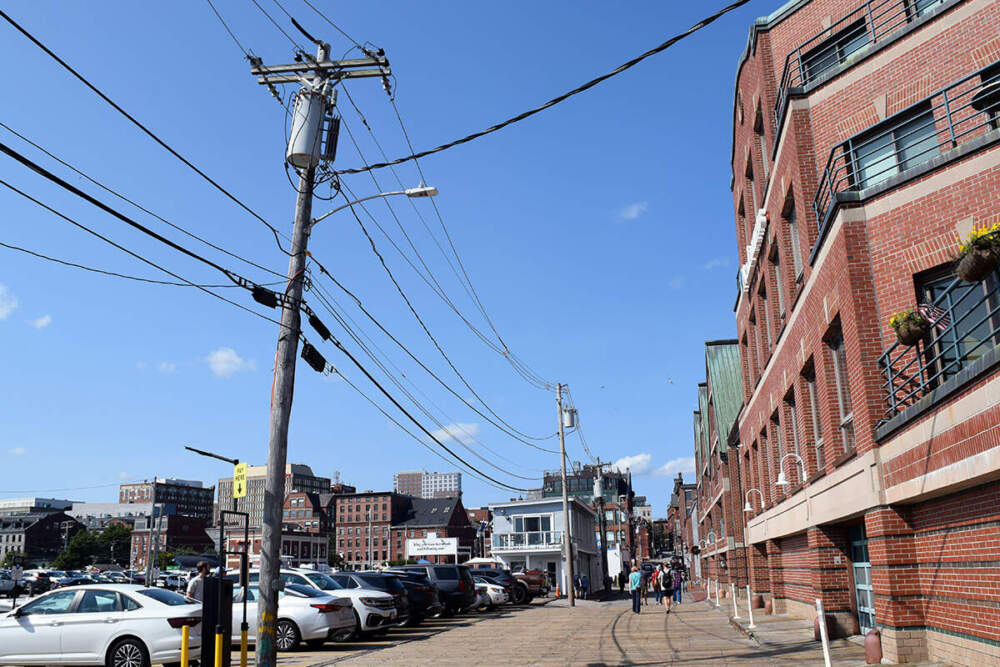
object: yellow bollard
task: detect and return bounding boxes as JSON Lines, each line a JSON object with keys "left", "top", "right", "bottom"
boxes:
{"left": 214, "top": 632, "right": 224, "bottom": 667}
{"left": 181, "top": 625, "right": 189, "bottom": 667}
{"left": 240, "top": 627, "right": 249, "bottom": 667}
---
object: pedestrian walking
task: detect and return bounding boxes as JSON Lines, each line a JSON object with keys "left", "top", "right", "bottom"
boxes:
{"left": 618, "top": 570, "right": 625, "bottom": 594}
{"left": 581, "top": 573, "right": 590, "bottom": 600}
{"left": 671, "top": 565, "right": 684, "bottom": 605}
{"left": 651, "top": 565, "right": 662, "bottom": 604}
{"left": 185, "top": 561, "right": 210, "bottom": 602}
{"left": 574, "top": 573, "right": 582, "bottom": 598}
{"left": 662, "top": 564, "right": 675, "bottom": 613}
{"left": 628, "top": 566, "right": 642, "bottom": 614}
{"left": 640, "top": 566, "right": 649, "bottom": 606}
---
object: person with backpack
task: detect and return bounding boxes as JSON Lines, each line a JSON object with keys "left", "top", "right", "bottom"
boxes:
{"left": 661, "top": 564, "right": 675, "bottom": 612}
{"left": 651, "top": 565, "right": 662, "bottom": 604}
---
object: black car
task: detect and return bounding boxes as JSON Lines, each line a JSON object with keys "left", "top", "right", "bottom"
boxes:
{"left": 468, "top": 567, "right": 528, "bottom": 604}
{"left": 384, "top": 569, "right": 444, "bottom": 624}
{"left": 332, "top": 572, "right": 410, "bottom": 627}
{"left": 398, "top": 564, "right": 476, "bottom": 615}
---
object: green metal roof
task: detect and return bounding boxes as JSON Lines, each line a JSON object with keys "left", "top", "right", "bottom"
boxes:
{"left": 705, "top": 341, "right": 743, "bottom": 452}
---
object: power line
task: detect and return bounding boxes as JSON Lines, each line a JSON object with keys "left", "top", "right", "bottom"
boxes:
{"left": 0, "top": 240, "right": 282, "bottom": 289}
{"left": 249, "top": 0, "right": 306, "bottom": 52}
{"left": 340, "top": 197, "right": 560, "bottom": 442}
{"left": 563, "top": 385, "right": 598, "bottom": 464}
{"left": 308, "top": 267, "right": 559, "bottom": 453}
{"left": 0, "top": 8, "right": 292, "bottom": 254}
{"left": 0, "top": 122, "right": 287, "bottom": 280}
{"left": 308, "top": 277, "right": 550, "bottom": 472}
{"left": 0, "top": 178, "right": 286, "bottom": 330}
{"left": 333, "top": 0, "right": 753, "bottom": 175}
{"left": 205, "top": 0, "right": 250, "bottom": 55}
{"left": 300, "top": 0, "right": 364, "bottom": 50}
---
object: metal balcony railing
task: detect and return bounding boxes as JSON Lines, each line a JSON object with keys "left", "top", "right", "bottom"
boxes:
{"left": 877, "top": 267, "right": 1000, "bottom": 419}
{"left": 773, "top": 0, "right": 949, "bottom": 131}
{"left": 491, "top": 531, "right": 563, "bottom": 550}
{"left": 812, "top": 62, "right": 1000, "bottom": 253}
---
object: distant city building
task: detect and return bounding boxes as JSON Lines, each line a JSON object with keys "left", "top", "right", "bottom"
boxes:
{"left": 120, "top": 478, "right": 214, "bottom": 522}
{"left": 130, "top": 514, "right": 213, "bottom": 569}
{"left": 393, "top": 470, "right": 462, "bottom": 499}
{"left": 332, "top": 491, "right": 412, "bottom": 568}
{"left": 329, "top": 482, "right": 357, "bottom": 495}
{"left": 0, "top": 498, "right": 74, "bottom": 517}
{"left": 0, "top": 512, "right": 84, "bottom": 565}
{"left": 69, "top": 502, "right": 169, "bottom": 532}
{"left": 218, "top": 464, "right": 330, "bottom": 528}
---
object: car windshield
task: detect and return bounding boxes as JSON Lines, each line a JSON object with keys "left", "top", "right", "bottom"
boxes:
{"left": 136, "top": 588, "right": 195, "bottom": 606}
{"left": 285, "top": 583, "right": 325, "bottom": 598}
{"left": 357, "top": 574, "right": 404, "bottom": 593}
{"left": 305, "top": 572, "right": 343, "bottom": 591}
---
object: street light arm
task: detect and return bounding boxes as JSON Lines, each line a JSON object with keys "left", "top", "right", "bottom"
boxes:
{"left": 311, "top": 185, "right": 438, "bottom": 228}
{"left": 779, "top": 452, "right": 805, "bottom": 471}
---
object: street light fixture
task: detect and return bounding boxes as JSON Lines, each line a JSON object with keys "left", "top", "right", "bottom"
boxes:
{"left": 775, "top": 453, "right": 806, "bottom": 487}
{"left": 743, "top": 488, "right": 765, "bottom": 513}
{"left": 310, "top": 185, "right": 438, "bottom": 228}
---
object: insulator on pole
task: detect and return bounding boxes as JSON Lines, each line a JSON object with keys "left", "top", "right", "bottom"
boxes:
{"left": 308, "top": 312, "right": 331, "bottom": 340}
{"left": 301, "top": 342, "right": 326, "bottom": 373}
{"left": 252, "top": 286, "right": 279, "bottom": 309}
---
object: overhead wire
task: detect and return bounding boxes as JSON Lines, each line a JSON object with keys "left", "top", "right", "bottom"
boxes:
{"left": 0, "top": 122, "right": 287, "bottom": 280}
{"left": 205, "top": 0, "right": 250, "bottom": 55}
{"left": 0, "top": 8, "right": 293, "bottom": 255}
{"left": 308, "top": 275, "right": 551, "bottom": 470}
{"left": 249, "top": 0, "right": 307, "bottom": 52}
{"left": 0, "top": 240, "right": 283, "bottom": 289}
{"left": 563, "top": 385, "right": 598, "bottom": 464}
{"left": 333, "top": 0, "right": 753, "bottom": 175}
{"left": 299, "top": 0, "right": 365, "bottom": 50}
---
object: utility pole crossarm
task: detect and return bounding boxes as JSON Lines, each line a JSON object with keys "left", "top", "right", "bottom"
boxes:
{"left": 251, "top": 56, "right": 390, "bottom": 86}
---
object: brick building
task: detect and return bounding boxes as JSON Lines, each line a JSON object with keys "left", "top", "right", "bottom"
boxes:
{"left": 722, "top": 1, "right": 1000, "bottom": 663}
{"left": 224, "top": 527, "right": 328, "bottom": 568}
{"left": 392, "top": 470, "right": 462, "bottom": 499}
{"left": 0, "top": 512, "right": 83, "bottom": 565}
{"left": 217, "top": 464, "right": 330, "bottom": 529}
{"left": 332, "top": 491, "right": 412, "bottom": 569}
{"left": 391, "top": 496, "right": 475, "bottom": 563}
{"left": 130, "top": 514, "right": 213, "bottom": 569}
{"left": 120, "top": 478, "right": 214, "bottom": 522}
{"left": 692, "top": 341, "right": 746, "bottom": 593}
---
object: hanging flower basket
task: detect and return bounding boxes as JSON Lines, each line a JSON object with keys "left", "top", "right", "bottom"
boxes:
{"left": 956, "top": 223, "right": 1000, "bottom": 282}
{"left": 890, "top": 309, "right": 928, "bottom": 346}
{"left": 957, "top": 246, "right": 1000, "bottom": 282}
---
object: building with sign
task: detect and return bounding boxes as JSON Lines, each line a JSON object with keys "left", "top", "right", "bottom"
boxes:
{"left": 489, "top": 497, "right": 600, "bottom": 596}
{"left": 392, "top": 497, "right": 474, "bottom": 564}
{"left": 120, "top": 478, "right": 214, "bottom": 522}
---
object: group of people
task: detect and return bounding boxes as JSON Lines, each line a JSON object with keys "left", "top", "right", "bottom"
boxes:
{"left": 622, "top": 560, "right": 685, "bottom": 614}
{"left": 573, "top": 572, "right": 591, "bottom": 599}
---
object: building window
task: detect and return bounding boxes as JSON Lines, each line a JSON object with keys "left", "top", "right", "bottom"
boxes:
{"left": 852, "top": 104, "right": 939, "bottom": 190}
{"left": 760, "top": 287, "right": 772, "bottom": 350}
{"left": 910, "top": 0, "right": 944, "bottom": 18}
{"left": 785, "top": 197, "right": 803, "bottom": 278}
{"left": 980, "top": 63, "right": 1000, "bottom": 130}
{"left": 771, "top": 247, "right": 786, "bottom": 317}
{"left": 755, "top": 107, "right": 768, "bottom": 179}
{"left": 828, "top": 331, "right": 855, "bottom": 454}
{"left": 800, "top": 19, "right": 869, "bottom": 85}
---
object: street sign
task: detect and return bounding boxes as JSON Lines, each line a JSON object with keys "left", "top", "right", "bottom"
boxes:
{"left": 11, "top": 565, "right": 22, "bottom": 582}
{"left": 233, "top": 462, "right": 247, "bottom": 499}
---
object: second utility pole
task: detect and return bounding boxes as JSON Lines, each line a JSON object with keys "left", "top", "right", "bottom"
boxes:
{"left": 557, "top": 383, "right": 574, "bottom": 606}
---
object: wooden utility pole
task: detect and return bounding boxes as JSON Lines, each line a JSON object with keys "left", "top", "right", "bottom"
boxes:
{"left": 557, "top": 383, "right": 575, "bottom": 606}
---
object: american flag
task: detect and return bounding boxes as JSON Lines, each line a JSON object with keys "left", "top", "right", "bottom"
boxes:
{"left": 917, "top": 302, "right": 951, "bottom": 331}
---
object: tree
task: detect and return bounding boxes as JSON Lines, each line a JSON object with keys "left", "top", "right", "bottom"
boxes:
{"left": 53, "top": 531, "right": 100, "bottom": 570}
{"left": 97, "top": 523, "right": 132, "bottom": 565}
{"left": 1, "top": 550, "right": 27, "bottom": 568}
{"left": 156, "top": 550, "right": 176, "bottom": 570}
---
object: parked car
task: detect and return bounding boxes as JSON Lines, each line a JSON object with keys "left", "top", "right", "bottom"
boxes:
{"left": 468, "top": 567, "right": 530, "bottom": 604}
{"left": 0, "top": 584, "right": 202, "bottom": 667}
{"left": 231, "top": 583, "right": 353, "bottom": 651}
{"left": 0, "top": 573, "right": 14, "bottom": 598}
{"left": 381, "top": 569, "right": 444, "bottom": 624}
{"left": 51, "top": 575, "right": 97, "bottom": 589}
{"left": 235, "top": 568, "right": 399, "bottom": 639}
{"left": 17, "top": 571, "right": 51, "bottom": 596}
{"left": 512, "top": 568, "right": 549, "bottom": 598}
{"left": 328, "top": 572, "right": 409, "bottom": 628}
{"left": 395, "top": 564, "right": 475, "bottom": 615}
{"left": 156, "top": 573, "right": 186, "bottom": 591}
{"left": 473, "top": 575, "right": 511, "bottom": 609}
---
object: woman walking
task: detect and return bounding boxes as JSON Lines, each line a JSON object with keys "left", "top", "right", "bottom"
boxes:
{"left": 672, "top": 564, "right": 685, "bottom": 606}
{"left": 651, "top": 565, "right": 661, "bottom": 605}
{"left": 628, "top": 566, "right": 642, "bottom": 613}
{"left": 662, "top": 564, "right": 675, "bottom": 613}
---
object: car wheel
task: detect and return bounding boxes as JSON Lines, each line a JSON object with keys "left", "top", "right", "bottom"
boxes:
{"left": 275, "top": 619, "right": 302, "bottom": 651}
{"left": 107, "top": 637, "right": 150, "bottom": 667}
{"left": 510, "top": 584, "right": 528, "bottom": 605}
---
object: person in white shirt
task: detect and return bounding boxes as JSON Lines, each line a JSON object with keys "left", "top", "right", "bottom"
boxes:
{"left": 186, "top": 561, "right": 210, "bottom": 601}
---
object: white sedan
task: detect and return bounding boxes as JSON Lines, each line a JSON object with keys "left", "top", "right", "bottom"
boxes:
{"left": 232, "top": 583, "right": 354, "bottom": 651}
{"left": 473, "top": 578, "right": 510, "bottom": 608}
{"left": 0, "top": 584, "right": 202, "bottom": 667}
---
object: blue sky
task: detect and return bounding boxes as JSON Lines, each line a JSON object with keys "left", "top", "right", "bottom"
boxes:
{"left": 0, "top": 1, "right": 761, "bottom": 518}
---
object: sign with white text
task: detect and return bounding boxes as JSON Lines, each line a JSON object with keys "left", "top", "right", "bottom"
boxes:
{"left": 406, "top": 537, "right": 458, "bottom": 557}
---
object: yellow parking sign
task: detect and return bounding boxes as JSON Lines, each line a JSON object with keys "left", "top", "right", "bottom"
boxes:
{"left": 233, "top": 462, "right": 248, "bottom": 499}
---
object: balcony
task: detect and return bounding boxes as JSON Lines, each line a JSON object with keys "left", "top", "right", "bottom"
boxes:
{"left": 773, "top": 0, "right": 951, "bottom": 132}
{"left": 877, "top": 267, "right": 1000, "bottom": 423}
{"left": 491, "top": 531, "right": 563, "bottom": 551}
{"left": 812, "top": 61, "right": 1000, "bottom": 257}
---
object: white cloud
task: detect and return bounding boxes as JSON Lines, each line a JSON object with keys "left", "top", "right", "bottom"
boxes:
{"left": 655, "top": 457, "right": 696, "bottom": 477}
{"left": 611, "top": 453, "right": 652, "bottom": 475}
{"left": 618, "top": 201, "right": 649, "bottom": 221}
{"left": 7, "top": 447, "right": 26, "bottom": 456}
{"left": 431, "top": 422, "right": 480, "bottom": 444}
{"left": 157, "top": 361, "right": 176, "bottom": 374}
{"left": 118, "top": 472, "right": 131, "bottom": 481}
{"left": 206, "top": 347, "right": 256, "bottom": 378}
{"left": 703, "top": 257, "right": 730, "bottom": 270}
{"left": 29, "top": 314, "right": 52, "bottom": 329}
{"left": 0, "top": 285, "right": 17, "bottom": 320}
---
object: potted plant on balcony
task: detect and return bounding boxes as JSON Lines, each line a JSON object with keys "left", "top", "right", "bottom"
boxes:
{"left": 956, "top": 222, "right": 1000, "bottom": 282}
{"left": 890, "top": 309, "right": 929, "bottom": 346}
